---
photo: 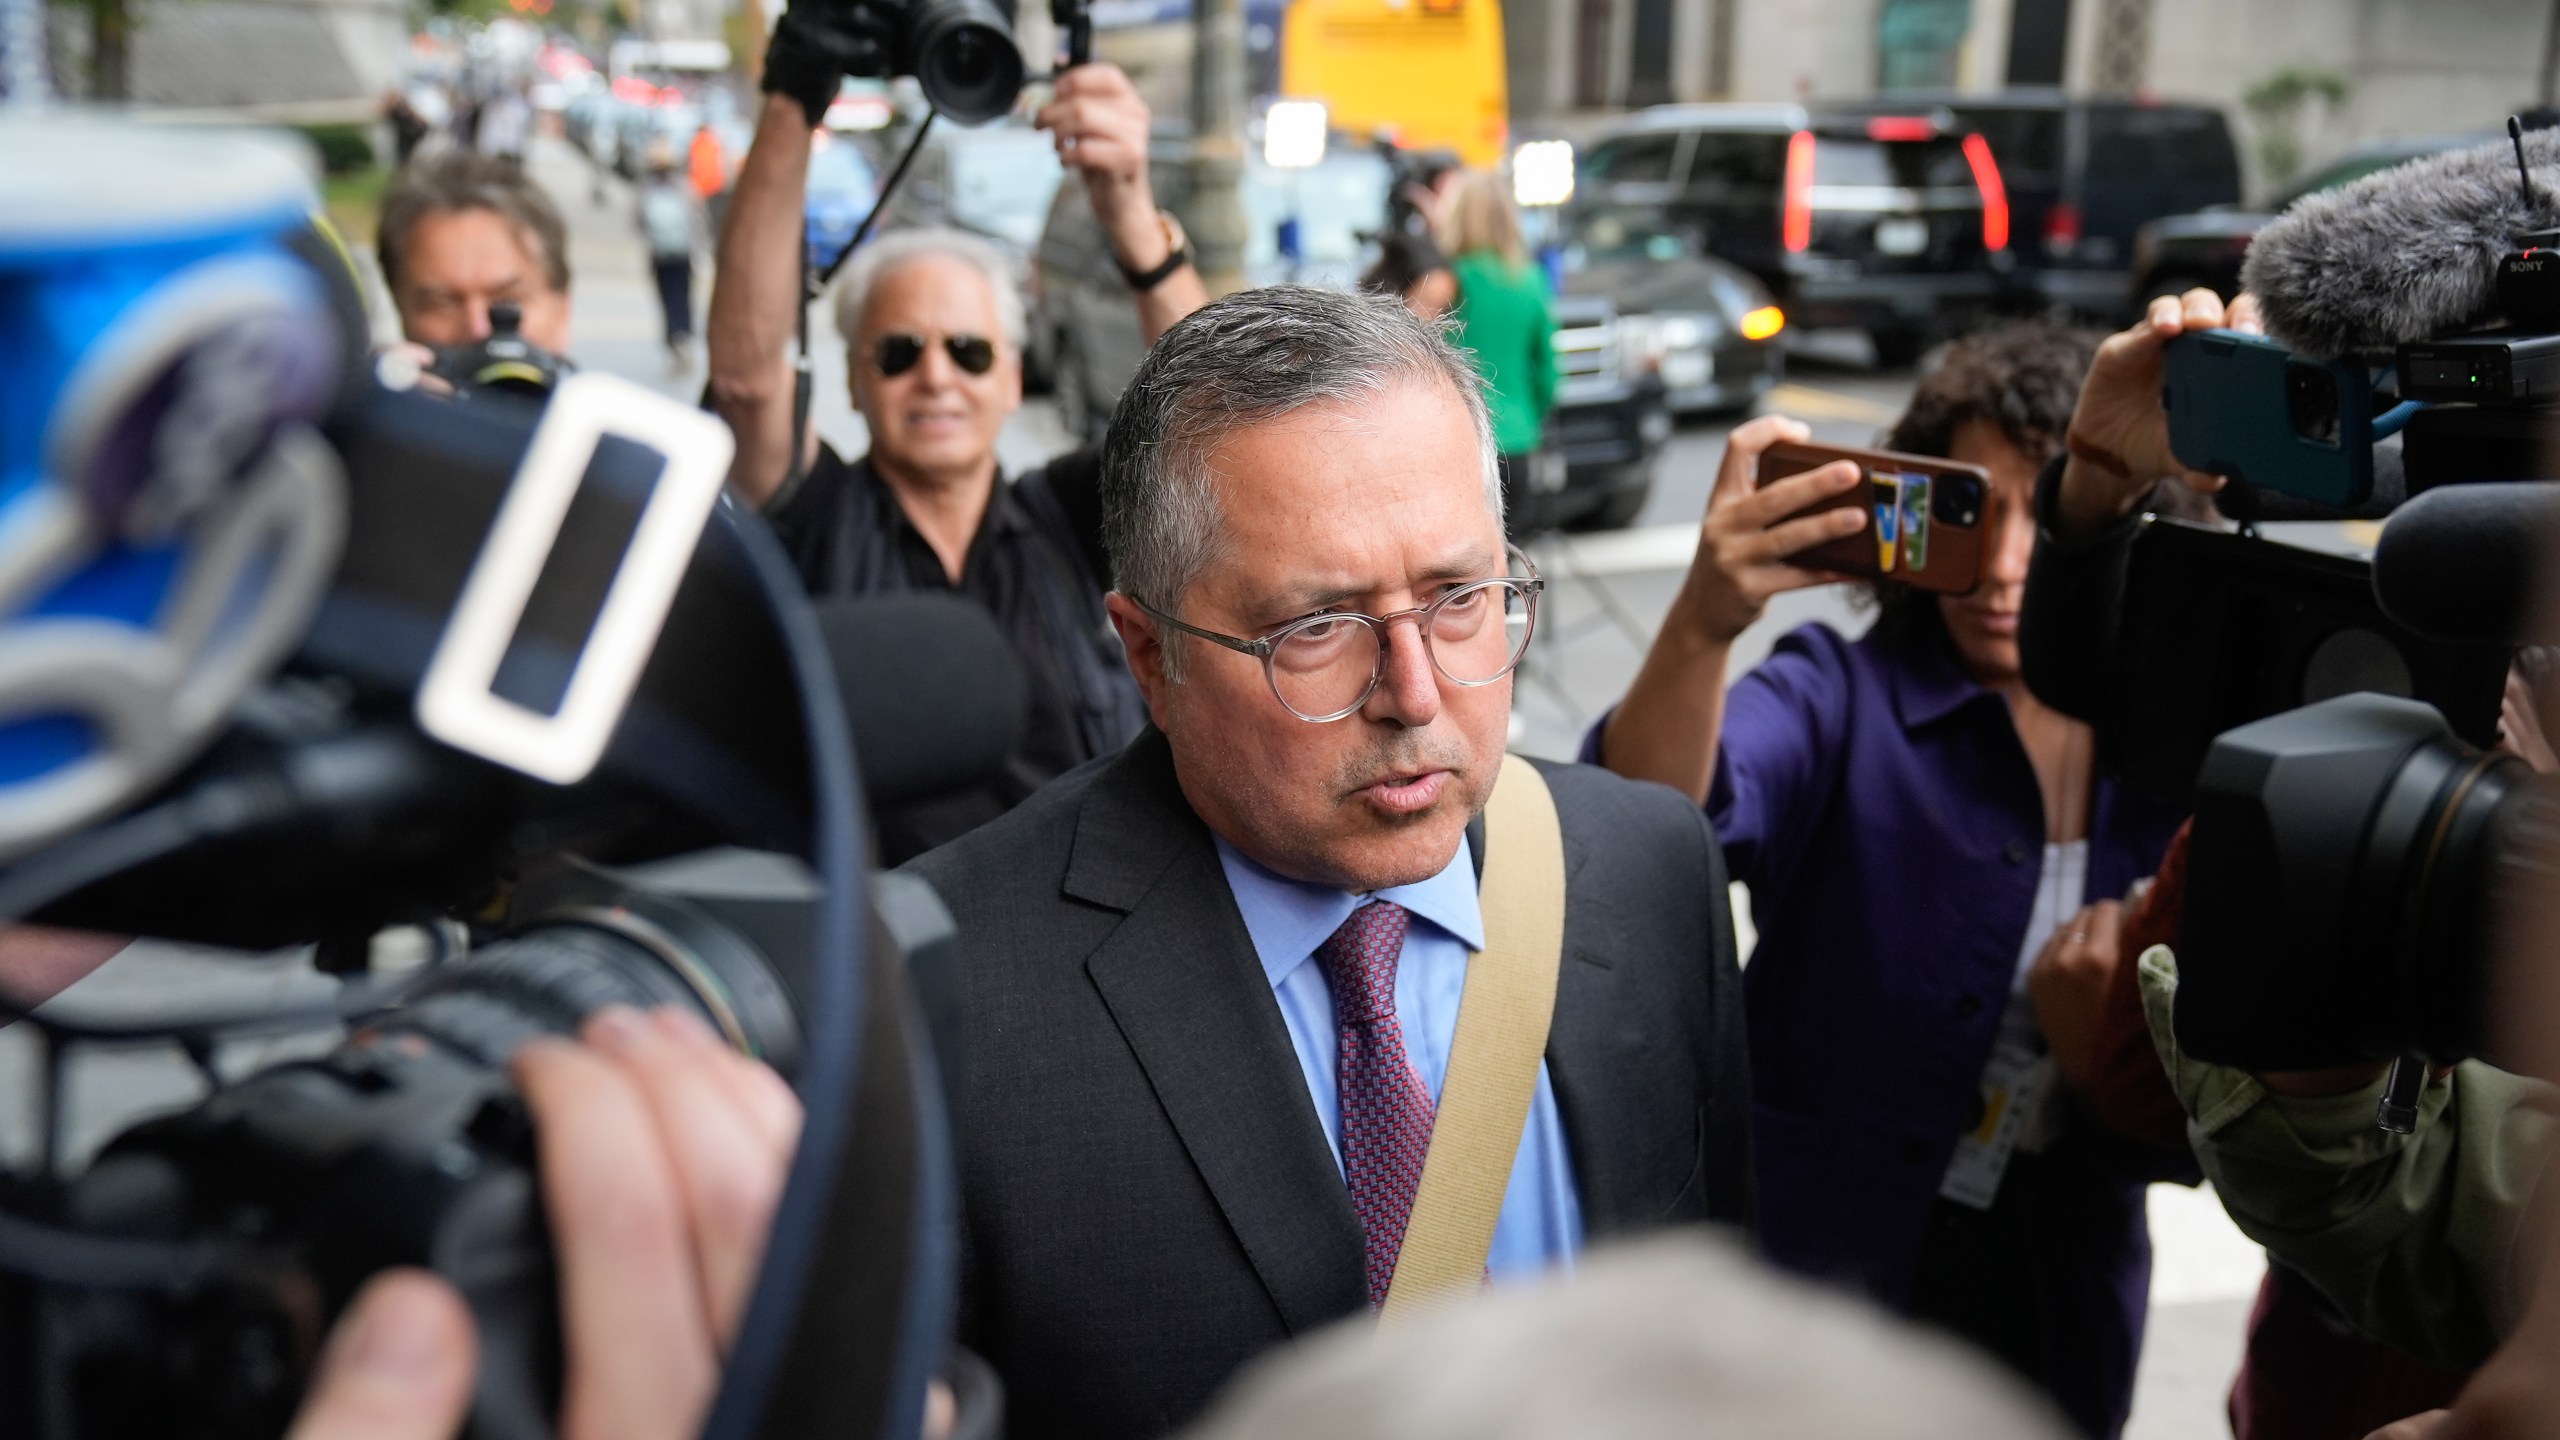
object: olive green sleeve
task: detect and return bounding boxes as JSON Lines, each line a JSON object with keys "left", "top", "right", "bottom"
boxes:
{"left": 2138, "top": 946, "right": 2559, "bottom": 1369}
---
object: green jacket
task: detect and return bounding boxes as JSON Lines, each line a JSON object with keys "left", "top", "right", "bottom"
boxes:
{"left": 1446, "top": 250, "right": 1559, "bottom": 456}
{"left": 2140, "top": 946, "right": 2560, "bottom": 1369}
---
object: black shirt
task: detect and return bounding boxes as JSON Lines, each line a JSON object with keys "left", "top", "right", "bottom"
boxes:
{"left": 767, "top": 444, "right": 1147, "bottom": 863}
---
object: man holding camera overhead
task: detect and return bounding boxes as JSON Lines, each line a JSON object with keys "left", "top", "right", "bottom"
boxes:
{"left": 708, "top": 12, "right": 1207, "bottom": 863}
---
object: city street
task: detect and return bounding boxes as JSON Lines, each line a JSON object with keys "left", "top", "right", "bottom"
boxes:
{"left": 513, "top": 134, "right": 2281, "bottom": 1437}
{"left": 0, "top": 131, "right": 2261, "bottom": 1440}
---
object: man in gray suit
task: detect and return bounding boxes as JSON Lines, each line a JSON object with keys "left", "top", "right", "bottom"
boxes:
{"left": 909, "top": 287, "right": 1751, "bottom": 1440}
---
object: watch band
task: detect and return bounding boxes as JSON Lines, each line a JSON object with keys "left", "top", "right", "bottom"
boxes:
{"left": 1117, "top": 210, "right": 1193, "bottom": 292}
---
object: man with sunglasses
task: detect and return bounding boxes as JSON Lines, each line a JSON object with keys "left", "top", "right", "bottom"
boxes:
{"left": 707, "top": 41, "right": 1205, "bottom": 862}
{"left": 906, "top": 287, "right": 1754, "bottom": 1440}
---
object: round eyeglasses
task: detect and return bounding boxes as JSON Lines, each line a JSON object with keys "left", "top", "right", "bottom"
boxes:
{"left": 1130, "top": 562, "right": 1544, "bottom": 723}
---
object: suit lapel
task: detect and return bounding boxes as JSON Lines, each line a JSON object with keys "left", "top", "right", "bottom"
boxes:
{"left": 1533, "top": 771, "right": 1694, "bottom": 1231}
{"left": 1073, "top": 734, "right": 1367, "bottom": 1332}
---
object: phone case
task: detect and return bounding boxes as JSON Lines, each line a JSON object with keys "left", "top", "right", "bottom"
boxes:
{"left": 1760, "top": 441, "right": 1994, "bottom": 595}
{"left": 2162, "top": 330, "right": 2374, "bottom": 507}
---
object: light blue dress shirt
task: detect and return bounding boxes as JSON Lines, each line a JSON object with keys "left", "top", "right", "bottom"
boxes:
{"left": 1214, "top": 835, "right": 1584, "bottom": 1280}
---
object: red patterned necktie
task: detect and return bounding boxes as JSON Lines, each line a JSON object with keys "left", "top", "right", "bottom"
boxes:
{"left": 1317, "top": 899, "right": 1436, "bottom": 1309}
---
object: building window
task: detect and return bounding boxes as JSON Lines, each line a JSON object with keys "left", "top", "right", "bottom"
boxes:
{"left": 1876, "top": 0, "right": 1970, "bottom": 93}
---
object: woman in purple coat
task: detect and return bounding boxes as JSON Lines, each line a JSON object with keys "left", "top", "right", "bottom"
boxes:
{"left": 1591, "top": 326, "right": 2186, "bottom": 1437}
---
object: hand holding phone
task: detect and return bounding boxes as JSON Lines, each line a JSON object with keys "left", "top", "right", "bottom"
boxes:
{"left": 1760, "top": 440, "right": 1994, "bottom": 595}
{"left": 1676, "top": 416, "right": 1872, "bottom": 644}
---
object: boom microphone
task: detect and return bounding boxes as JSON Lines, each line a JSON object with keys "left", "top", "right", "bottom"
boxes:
{"left": 2373, "top": 480, "right": 2560, "bottom": 643}
{"left": 2245, "top": 126, "right": 2560, "bottom": 360}
{"left": 817, "top": 594, "right": 1028, "bottom": 807}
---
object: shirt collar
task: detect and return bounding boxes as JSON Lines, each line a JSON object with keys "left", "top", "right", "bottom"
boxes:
{"left": 1881, "top": 614, "right": 1994, "bottom": 731}
{"left": 1215, "top": 833, "right": 1486, "bottom": 992}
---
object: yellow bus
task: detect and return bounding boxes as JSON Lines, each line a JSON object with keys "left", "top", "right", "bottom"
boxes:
{"left": 1278, "top": 0, "right": 1508, "bottom": 168}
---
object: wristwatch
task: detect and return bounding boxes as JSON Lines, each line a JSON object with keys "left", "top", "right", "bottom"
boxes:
{"left": 1117, "top": 209, "right": 1193, "bottom": 292}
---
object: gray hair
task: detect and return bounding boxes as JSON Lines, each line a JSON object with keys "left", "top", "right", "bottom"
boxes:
{"left": 831, "top": 227, "right": 1027, "bottom": 349}
{"left": 1099, "top": 286, "right": 1502, "bottom": 677}
{"left": 1183, "top": 1235, "right": 2071, "bottom": 1440}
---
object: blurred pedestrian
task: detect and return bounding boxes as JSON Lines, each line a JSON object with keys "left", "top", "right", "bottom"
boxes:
{"left": 688, "top": 120, "right": 731, "bottom": 240}
{"left": 477, "top": 85, "right": 531, "bottom": 167}
{"left": 382, "top": 89, "right": 429, "bottom": 168}
{"left": 1436, "top": 170, "right": 1556, "bottom": 532}
{"left": 1359, "top": 229, "right": 1455, "bottom": 320}
{"left": 638, "top": 144, "right": 700, "bottom": 372}
{"left": 1590, "top": 325, "right": 2188, "bottom": 1438}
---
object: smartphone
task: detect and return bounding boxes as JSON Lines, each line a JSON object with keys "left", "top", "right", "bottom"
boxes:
{"left": 1760, "top": 440, "right": 1993, "bottom": 594}
{"left": 2162, "top": 329, "right": 2375, "bottom": 507}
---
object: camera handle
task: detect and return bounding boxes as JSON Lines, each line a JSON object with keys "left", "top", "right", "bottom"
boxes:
{"left": 2376, "top": 1053, "right": 2426, "bottom": 1134}
{"left": 785, "top": 109, "right": 943, "bottom": 498}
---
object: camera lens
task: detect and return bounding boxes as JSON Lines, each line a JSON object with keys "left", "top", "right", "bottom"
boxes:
{"left": 2178, "top": 693, "right": 2558, "bottom": 1070}
{"left": 1932, "top": 474, "right": 1984, "bottom": 527}
{"left": 909, "top": 0, "right": 1025, "bottom": 125}
{"left": 2285, "top": 360, "right": 2342, "bottom": 446}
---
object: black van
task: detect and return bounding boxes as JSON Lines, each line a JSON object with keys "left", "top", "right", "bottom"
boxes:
{"left": 1833, "top": 90, "right": 2241, "bottom": 316}
{"left": 1577, "top": 103, "right": 2006, "bottom": 365}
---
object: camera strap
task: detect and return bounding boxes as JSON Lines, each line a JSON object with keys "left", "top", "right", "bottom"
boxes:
{"left": 1380, "top": 753, "right": 1565, "bottom": 1321}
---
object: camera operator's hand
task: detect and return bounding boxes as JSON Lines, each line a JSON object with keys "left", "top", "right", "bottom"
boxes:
{"left": 2054, "top": 288, "right": 2264, "bottom": 543}
{"left": 1597, "top": 415, "right": 1860, "bottom": 803}
{"left": 761, "top": 5, "right": 897, "bottom": 129}
{"left": 1674, "top": 415, "right": 1863, "bottom": 645}
{"left": 1037, "top": 63, "right": 1205, "bottom": 344}
{"left": 372, "top": 341, "right": 455, "bottom": 399}
{"left": 285, "top": 1006, "right": 802, "bottom": 1440}
{"left": 2029, "top": 899, "right": 2125, "bottom": 1103}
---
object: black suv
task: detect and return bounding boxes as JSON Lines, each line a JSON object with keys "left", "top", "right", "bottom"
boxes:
{"left": 1577, "top": 103, "right": 2005, "bottom": 365}
{"left": 1832, "top": 91, "right": 2240, "bottom": 317}
{"left": 2131, "top": 133, "right": 2491, "bottom": 307}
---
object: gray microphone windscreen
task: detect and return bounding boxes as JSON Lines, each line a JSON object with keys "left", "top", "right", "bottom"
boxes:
{"left": 2373, "top": 481, "right": 2560, "bottom": 643}
{"left": 2244, "top": 127, "right": 2560, "bottom": 361}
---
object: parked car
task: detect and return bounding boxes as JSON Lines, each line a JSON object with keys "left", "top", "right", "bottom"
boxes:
{"left": 1553, "top": 202, "right": 1785, "bottom": 416}
{"left": 1828, "top": 90, "right": 2241, "bottom": 317}
{"left": 1577, "top": 103, "right": 2004, "bottom": 366}
{"left": 2130, "top": 133, "right": 2493, "bottom": 307}
{"left": 805, "top": 132, "right": 882, "bottom": 272}
{"left": 1033, "top": 135, "right": 1669, "bottom": 531}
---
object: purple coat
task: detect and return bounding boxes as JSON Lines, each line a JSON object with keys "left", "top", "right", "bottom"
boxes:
{"left": 1591, "top": 618, "right": 2183, "bottom": 1433}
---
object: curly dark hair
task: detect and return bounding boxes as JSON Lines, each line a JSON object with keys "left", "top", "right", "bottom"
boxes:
{"left": 1861, "top": 324, "right": 2099, "bottom": 647}
{"left": 1885, "top": 323, "right": 2098, "bottom": 462}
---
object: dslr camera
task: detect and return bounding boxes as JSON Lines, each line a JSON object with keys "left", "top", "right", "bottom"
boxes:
{"left": 427, "top": 299, "right": 573, "bottom": 402}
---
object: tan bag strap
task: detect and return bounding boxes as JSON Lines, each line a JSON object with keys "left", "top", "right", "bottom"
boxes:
{"left": 1380, "top": 752, "right": 1566, "bottom": 1321}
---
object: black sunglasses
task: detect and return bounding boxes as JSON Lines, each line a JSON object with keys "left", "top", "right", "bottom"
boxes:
{"left": 873, "top": 332, "right": 998, "bottom": 378}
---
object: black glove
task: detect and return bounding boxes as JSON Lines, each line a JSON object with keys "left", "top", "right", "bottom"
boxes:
{"left": 762, "top": 6, "right": 893, "bottom": 129}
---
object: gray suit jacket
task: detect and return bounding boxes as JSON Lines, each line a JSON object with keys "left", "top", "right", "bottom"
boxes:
{"left": 907, "top": 729, "right": 1752, "bottom": 1440}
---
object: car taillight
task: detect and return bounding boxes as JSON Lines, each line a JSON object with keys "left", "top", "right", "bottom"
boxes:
{"left": 1961, "top": 132, "right": 2009, "bottom": 252}
{"left": 1783, "top": 131, "right": 1815, "bottom": 253}
{"left": 2043, "top": 200, "right": 2082, "bottom": 258}
{"left": 1866, "top": 115, "right": 1938, "bottom": 142}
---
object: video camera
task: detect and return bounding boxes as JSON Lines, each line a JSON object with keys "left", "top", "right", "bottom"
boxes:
{"left": 2040, "top": 119, "right": 2560, "bottom": 1075}
{"left": 0, "top": 118, "right": 971, "bottom": 1439}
